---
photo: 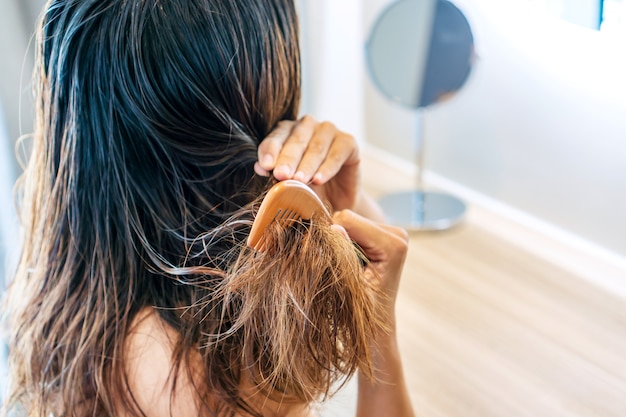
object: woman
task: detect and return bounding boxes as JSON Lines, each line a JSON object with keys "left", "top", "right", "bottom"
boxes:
{"left": 4, "top": 1, "right": 414, "bottom": 416}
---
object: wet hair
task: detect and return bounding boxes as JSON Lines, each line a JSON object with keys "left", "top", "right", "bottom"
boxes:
{"left": 4, "top": 1, "right": 380, "bottom": 417}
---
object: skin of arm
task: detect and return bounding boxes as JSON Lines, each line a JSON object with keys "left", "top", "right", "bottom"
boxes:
{"left": 333, "top": 210, "right": 415, "bottom": 417}
{"left": 356, "top": 322, "right": 415, "bottom": 417}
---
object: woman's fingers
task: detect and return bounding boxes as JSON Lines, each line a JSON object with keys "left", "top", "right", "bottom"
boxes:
{"left": 332, "top": 210, "right": 408, "bottom": 263}
{"left": 311, "top": 131, "right": 359, "bottom": 185}
{"left": 333, "top": 210, "right": 409, "bottom": 300}
{"left": 330, "top": 224, "right": 351, "bottom": 241}
{"left": 268, "top": 115, "right": 318, "bottom": 180}
{"left": 256, "top": 116, "right": 360, "bottom": 183}
{"left": 256, "top": 120, "right": 297, "bottom": 175}
{"left": 290, "top": 121, "right": 336, "bottom": 183}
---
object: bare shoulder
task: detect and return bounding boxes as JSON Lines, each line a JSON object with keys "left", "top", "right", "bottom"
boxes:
{"left": 121, "top": 308, "right": 320, "bottom": 417}
{"left": 126, "top": 307, "right": 179, "bottom": 358}
{"left": 119, "top": 307, "right": 203, "bottom": 417}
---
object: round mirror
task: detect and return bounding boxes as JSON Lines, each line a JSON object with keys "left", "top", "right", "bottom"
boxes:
{"left": 365, "top": 0, "right": 475, "bottom": 230}
{"left": 366, "top": 0, "right": 474, "bottom": 110}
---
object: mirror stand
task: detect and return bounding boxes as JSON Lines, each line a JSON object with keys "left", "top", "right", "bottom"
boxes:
{"left": 378, "top": 110, "right": 466, "bottom": 231}
{"left": 366, "top": 0, "right": 474, "bottom": 231}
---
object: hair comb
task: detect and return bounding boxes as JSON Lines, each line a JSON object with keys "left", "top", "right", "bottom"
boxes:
{"left": 247, "top": 180, "right": 331, "bottom": 251}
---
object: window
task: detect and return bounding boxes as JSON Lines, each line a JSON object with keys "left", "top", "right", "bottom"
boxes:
{"left": 527, "top": 0, "right": 625, "bottom": 32}
{"left": 601, "top": 0, "right": 626, "bottom": 33}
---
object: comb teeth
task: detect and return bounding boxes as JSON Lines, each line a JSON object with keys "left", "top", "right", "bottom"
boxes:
{"left": 255, "top": 209, "right": 301, "bottom": 252}
{"left": 247, "top": 180, "right": 330, "bottom": 251}
{"left": 273, "top": 208, "right": 301, "bottom": 231}
{"left": 277, "top": 208, "right": 295, "bottom": 222}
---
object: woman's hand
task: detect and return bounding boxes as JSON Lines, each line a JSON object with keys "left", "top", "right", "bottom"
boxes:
{"left": 255, "top": 115, "right": 360, "bottom": 212}
{"left": 331, "top": 210, "right": 415, "bottom": 417}
{"left": 332, "top": 210, "right": 409, "bottom": 320}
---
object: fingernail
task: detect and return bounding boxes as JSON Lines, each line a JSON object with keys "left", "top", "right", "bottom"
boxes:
{"left": 274, "top": 165, "right": 292, "bottom": 178}
{"left": 294, "top": 171, "right": 306, "bottom": 182}
{"left": 261, "top": 154, "right": 274, "bottom": 168}
{"left": 313, "top": 172, "right": 323, "bottom": 183}
{"left": 254, "top": 162, "right": 270, "bottom": 177}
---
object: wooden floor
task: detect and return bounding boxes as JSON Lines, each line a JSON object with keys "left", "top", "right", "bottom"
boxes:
{"left": 319, "top": 153, "right": 626, "bottom": 417}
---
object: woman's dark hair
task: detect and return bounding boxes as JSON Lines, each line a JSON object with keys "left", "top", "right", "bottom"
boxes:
{"left": 4, "top": 1, "right": 380, "bottom": 416}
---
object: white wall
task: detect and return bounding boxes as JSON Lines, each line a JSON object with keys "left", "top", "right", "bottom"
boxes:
{"left": 0, "top": 103, "right": 19, "bottom": 283}
{"left": 0, "top": 0, "right": 38, "bottom": 163}
{"left": 297, "top": 0, "right": 365, "bottom": 142}
{"left": 363, "top": 0, "right": 626, "bottom": 259}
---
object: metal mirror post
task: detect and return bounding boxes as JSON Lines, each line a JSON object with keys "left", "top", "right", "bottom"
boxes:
{"left": 366, "top": 0, "right": 474, "bottom": 231}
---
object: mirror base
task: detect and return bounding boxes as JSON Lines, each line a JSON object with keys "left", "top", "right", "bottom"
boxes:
{"left": 378, "top": 190, "right": 466, "bottom": 231}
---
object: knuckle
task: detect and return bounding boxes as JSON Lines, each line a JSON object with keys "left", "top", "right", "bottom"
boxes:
{"left": 333, "top": 209, "right": 353, "bottom": 224}
{"left": 290, "top": 127, "right": 313, "bottom": 145}
{"left": 289, "top": 132, "right": 309, "bottom": 146}
{"left": 386, "top": 225, "right": 409, "bottom": 243}
{"left": 300, "top": 114, "right": 317, "bottom": 125}
{"left": 275, "top": 149, "right": 299, "bottom": 163}
{"left": 274, "top": 120, "right": 294, "bottom": 133}
{"left": 327, "top": 150, "right": 345, "bottom": 164}
{"left": 319, "top": 121, "right": 336, "bottom": 132}
{"left": 394, "top": 233, "right": 409, "bottom": 253}
{"left": 388, "top": 238, "right": 408, "bottom": 260}
{"left": 394, "top": 227, "right": 410, "bottom": 243}
{"left": 380, "top": 225, "right": 409, "bottom": 251}
{"left": 259, "top": 136, "right": 277, "bottom": 147}
{"left": 337, "top": 132, "right": 356, "bottom": 147}
{"left": 306, "top": 140, "right": 326, "bottom": 154}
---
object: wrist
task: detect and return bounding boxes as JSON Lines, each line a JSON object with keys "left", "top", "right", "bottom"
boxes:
{"left": 374, "top": 319, "right": 399, "bottom": 349}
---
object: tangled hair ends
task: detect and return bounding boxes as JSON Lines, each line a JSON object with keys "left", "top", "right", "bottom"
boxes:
{"left": 213, "top": 216, "right": 382, "bottom": 404}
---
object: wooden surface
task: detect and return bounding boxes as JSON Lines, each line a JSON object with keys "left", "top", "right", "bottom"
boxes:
{"left": 320, "top": 152, "right": 626, "bottom": 417}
